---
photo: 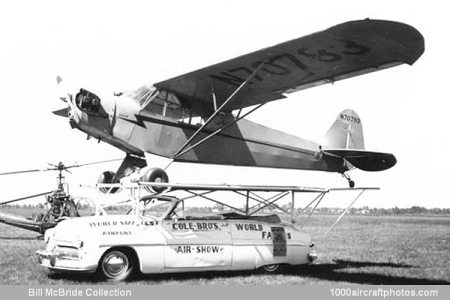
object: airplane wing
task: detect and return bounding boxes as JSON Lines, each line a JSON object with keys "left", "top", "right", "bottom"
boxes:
{"left": 155, "top": 19, "right": 424, "bottom": 116}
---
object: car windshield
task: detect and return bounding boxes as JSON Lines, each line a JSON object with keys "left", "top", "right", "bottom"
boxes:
{"left": 139, "top": 197, "right": 174, "bottom": 220}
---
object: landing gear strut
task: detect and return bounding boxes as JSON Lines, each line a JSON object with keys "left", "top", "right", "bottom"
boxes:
{"left": 342, "top": 173, "right": 355, "bottom": 188}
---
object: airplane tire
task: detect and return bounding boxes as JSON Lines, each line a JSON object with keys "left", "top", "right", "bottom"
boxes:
{"left": 98, "top": 171, "right": 120, "bottom": 193}
{"left": 141, "top": 168, "right": 169, "bottom": 193}
{"left": 99, "top": 249, "right": 134, "bottom": 282}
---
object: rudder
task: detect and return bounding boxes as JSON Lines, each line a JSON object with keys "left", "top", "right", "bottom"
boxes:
{"left": 322, "top": 109, "right": 396, "bottom": 172}
{"left": 323, "top": 109, "right": 364, "bottom": 150}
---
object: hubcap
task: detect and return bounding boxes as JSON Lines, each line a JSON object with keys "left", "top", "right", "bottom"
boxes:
{"left": 102, "top": 251, "right": 129, "bottom": 279}
{"left": 263, "top": 264, "right": 279, "bottom": 272}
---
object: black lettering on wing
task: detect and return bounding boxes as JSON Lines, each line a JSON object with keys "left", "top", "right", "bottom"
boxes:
{"left": 252, "top": 60, "right": 291, "bottom": 76}
{"left": 210, "top": 72, "right": 245, "bottom": 87}
{"left": 269, "top": 53, "right": 309, "bottom": 71}
{"left": 340, "top": 39, "right": 370, "bottom": 55}
{"left": 298, "top": 48, "right": 341, "bottom": 62}
{"left": 210, "top": 51, "right": 315, "bottom": 87}
{"left": 228, "top": 66, "right": 263, "bottom": 82}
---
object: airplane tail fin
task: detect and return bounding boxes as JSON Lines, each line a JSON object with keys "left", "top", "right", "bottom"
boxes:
{"left": 322, "top": 109, "right": 396, "bottom": 171}
{"left": 323, "top": 109, "right": 364, "bottom": 150}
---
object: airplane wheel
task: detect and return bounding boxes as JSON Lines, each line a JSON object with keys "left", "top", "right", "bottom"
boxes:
{"left": 99, "top": 249, "right": 134, "bottom": 281}
{"left": 262, "top": 264, "right": 280, "bottom": 273}
{"left": 349, "top": 180, "right": 355, "bottom": 188}
{"left": 141, "top": 168, "right": 169, "bottom": 193}
{"left": 98, "top": 171, "right": 120, "bottom": 193}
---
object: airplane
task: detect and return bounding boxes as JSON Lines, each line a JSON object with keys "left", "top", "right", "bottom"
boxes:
{"left": 53, "top": 19, "right": 424, "bottom": 189}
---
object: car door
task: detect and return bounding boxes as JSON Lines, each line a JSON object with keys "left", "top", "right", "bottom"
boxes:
{"left": 230, "top": 219, "right": 288, "bottom": 270}
{"left": 161, "top": 217, "right": 232, "bottom": 270}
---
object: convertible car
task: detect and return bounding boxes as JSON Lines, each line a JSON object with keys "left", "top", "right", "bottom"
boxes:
{"left": 36, "top": 194, "right": 317, "bottom": 281}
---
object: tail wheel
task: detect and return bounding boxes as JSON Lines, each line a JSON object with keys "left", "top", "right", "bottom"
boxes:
{"left": 97, "top": 171, "right": 120, "bottom": 193}
{"left": 141, "top": 168, "right": 169, "bottom": 193}
{"left": 99, "top": 249, "right": 134, "bottom": 281}
{"left": 262, "top": 264, "right": 280, "bottom": 273}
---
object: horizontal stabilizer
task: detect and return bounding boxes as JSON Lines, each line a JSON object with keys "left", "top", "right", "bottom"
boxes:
{"left": 323, "top": 149, "right": 396, "bottom": 171}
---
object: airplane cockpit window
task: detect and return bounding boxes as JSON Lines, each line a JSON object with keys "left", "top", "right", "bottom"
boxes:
{"left": 142, "top": 90, "right": 188, "bottom": 120}
{"left": 75, "top": 89, "right": 105, "bottom": 117}
{"left": 125, "top": 86, "right": 159, "bottom": 107}
{"left": 130, "top": 87, "right": 205, "bottom": 125}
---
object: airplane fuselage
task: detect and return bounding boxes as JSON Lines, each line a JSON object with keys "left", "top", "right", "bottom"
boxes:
{"left": 68, "top": 88, "right": 346, "bottom": 173}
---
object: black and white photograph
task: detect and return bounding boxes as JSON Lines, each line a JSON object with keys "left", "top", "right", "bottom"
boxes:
{"left": 0, "top": 0, "right": 448, "bottom": 299}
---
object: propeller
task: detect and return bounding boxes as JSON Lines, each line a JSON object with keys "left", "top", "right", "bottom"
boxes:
{"left": 0, "top": 158, "right": 122, "bottom": 177}
{"left": 55, "top": 75, "right": 70, "bottom": 103}
{"left": 52, "top": 76, "right": 76, "bottom": 119}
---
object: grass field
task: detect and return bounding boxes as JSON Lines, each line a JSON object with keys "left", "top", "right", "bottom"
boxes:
{"left": 0, "top": 213, "right": 449, "bottom": 285}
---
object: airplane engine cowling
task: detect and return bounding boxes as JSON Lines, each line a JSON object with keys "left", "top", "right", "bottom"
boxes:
{"left": 140, "top": 168, "right": 169, "bottom": 193}
{"left": 97, "top": 171, "right": 120, "bottom": 193}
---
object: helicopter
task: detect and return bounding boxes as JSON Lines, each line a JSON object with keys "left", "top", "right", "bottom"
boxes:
{"left": 0, "top": 159, "right": 120, "bottom": 234}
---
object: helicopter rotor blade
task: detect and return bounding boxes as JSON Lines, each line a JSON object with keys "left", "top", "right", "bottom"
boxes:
{"left": 0, "top": 191, "right": 53, "bottom": 205}
{"left": 64, "top": 158, "right": 122, "bottom": 170}
{"left": 0, "top": 169, "right": 43, "bottom": 176}
{"left": 1, "top": 158, "right": 122, "bottom": 176}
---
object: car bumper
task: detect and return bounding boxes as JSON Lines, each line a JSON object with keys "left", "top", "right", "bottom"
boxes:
{"left": 307, "top": 251, "right": 318, "bottom": 262}
{"left": 36, "top": 250, "right": 97, "bottom": 273}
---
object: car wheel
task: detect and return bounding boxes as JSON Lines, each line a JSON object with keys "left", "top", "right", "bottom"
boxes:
{"left": 262, "top": 264, "right": 280, "bottom": 273}
{"left": 99, "top": 250, "right": 134, "bottom": 281}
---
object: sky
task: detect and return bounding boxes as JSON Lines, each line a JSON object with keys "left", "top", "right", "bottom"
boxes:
{"left": 0, "top": 0, "right": 448, "bottom": 208}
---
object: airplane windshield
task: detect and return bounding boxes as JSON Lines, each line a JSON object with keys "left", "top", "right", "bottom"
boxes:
{"left": 126, "top": 86, "right": 205, "bottom": 125}
{"left": 125, "top": 86, "right": 159, "bottom": 107}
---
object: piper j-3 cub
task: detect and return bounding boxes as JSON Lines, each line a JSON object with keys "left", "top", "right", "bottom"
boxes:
{"left": 54, "top": 19, "right": 424, "bottom": 188}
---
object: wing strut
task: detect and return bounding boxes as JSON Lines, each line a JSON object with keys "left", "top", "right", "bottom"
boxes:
{"left": 171, "top": 63, "right": 266, "bottom": 159}
{"left": 300, "top": 192, "right": 327, "bottom": 229}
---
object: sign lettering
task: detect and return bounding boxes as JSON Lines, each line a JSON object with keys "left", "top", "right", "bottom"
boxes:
{"left": 340, "top": 114, "right": 360, "bottom": 123}
{"left": 173, "top": 245, "right": 224, "bottom": 254}
{"left": 235, "top": 223, "right": 263, "bottom": 231}
{"left": 172, "top": 222, "right": 220, "bottom": 231}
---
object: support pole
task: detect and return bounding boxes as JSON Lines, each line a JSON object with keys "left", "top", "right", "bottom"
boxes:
{"left": 245, "top": 191, "right": 249, "bottom": 216}
{"left": 185, "top": 191, "right": 246, "bottom": 214}
{"left": 300, "top": 192, "right": 326, "bottom": 229}
{"left": 248, "top": 192, "right": 290, "bottom": 214}
{"left": 233, "top": 190, "right": 286, "bottom": 213}
{"left": 291, "top": 191, "right": 295, "bottom": 224}
{"left": 250, "top": 192, "right": 290, "bottom": 215}
{"left": 323, "top": 189, "right": 365, "bottom": 236}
